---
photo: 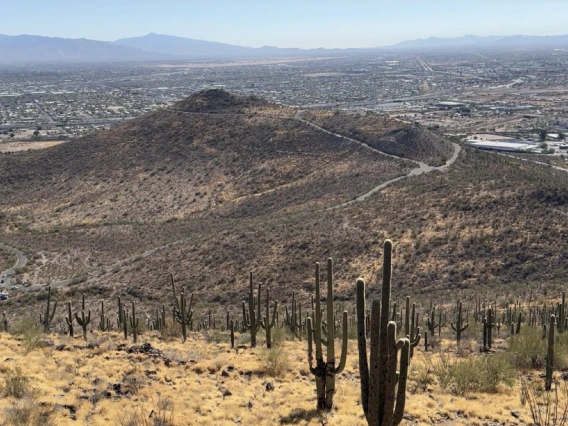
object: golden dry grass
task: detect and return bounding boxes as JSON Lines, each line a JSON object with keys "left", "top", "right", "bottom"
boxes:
{"left": 0, "top": 329, "right": 544, "bottom": 426}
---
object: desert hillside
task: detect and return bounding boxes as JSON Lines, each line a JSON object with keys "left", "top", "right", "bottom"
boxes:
{"left": 1, "top": 90, "right": 566, "bottom": 313}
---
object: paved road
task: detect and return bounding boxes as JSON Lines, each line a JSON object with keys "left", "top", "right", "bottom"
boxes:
{"left": 293, "top": 111, "right": 461, "bottom": 209}
{"left": 0, "top": 242, "right": 28, "bottom": 288}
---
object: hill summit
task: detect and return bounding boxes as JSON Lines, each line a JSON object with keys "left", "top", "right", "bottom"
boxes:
{"left": 172, "top": 89, "right": 269, "bottom": 113}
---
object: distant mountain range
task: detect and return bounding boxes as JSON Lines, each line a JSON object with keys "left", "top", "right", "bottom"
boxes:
{"left": 0, "top": 34, "right": 172, "bottom": 63}
{"left": 0, "top": 32, "right": 567, "bottom": 64}
{"left": 390, "top": 34, "right": 568, "bottom": 50}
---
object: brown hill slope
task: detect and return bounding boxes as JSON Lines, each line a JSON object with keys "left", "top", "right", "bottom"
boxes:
{"left": 0, "top": 91, "right": 411, "bottom": 228}
{"left": 301, "top": 110, "right": 454, "bottom": 166}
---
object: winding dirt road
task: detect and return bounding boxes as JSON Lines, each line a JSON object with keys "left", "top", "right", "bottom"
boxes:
{"left": 293, "top": 111, "right": 461, "bottom": 209}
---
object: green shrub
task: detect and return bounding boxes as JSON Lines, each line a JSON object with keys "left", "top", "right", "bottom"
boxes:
{"left": 509, "top": 326, "right": 546, "bottom": 369}
{"left": 428, "top": 353, "right": 515, "bottom": 396}
{"left": 10, "top": 317, "right": 43, "bottom": 352}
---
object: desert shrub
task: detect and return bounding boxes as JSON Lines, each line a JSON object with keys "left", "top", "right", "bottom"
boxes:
{"left": 409, "top": 357, "right": 435, "bottom": 392}
{"left": 260, "top": 344, "right": 290, "bottom": 376}
{"left": 4, "top": 396, "right": 55, "bottom": 426}
{"left": 428, "top": 353, "right": 515, "bottom": 396}
{"left": 203, "top": 328, "right": 229, "bottom": 344}
{"left": 509, "top": 326, "right": 546, "bottom": 369}
{"left": 1, "top": 367, "right": 32, "bottom": 398}
{"left": 10, "top": 317, "right": 43, "bottom": 352}
{"left": 478, "top": 353, "right": 516, "bottom": 392}
{"left": 116, "top": 398, "right": 175, "bottom": 426}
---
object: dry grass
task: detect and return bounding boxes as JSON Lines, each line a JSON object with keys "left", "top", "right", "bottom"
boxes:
{"left": 0, "top": 329, "right": 543, "bottom": 426}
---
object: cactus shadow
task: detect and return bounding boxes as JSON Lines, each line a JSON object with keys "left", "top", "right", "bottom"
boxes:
{"left": 280, "top": 408, "right": 323, "bottom": 424}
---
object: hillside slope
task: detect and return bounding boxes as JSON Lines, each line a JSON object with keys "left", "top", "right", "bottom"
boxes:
{"left": 2, "top": 90, "right": 564, "bottom": 312}
{"left": 0, "top": 90, "right": 411, "bottom": 229}
{"left": 301, "top": 110, "right": 454, "bottom": 166}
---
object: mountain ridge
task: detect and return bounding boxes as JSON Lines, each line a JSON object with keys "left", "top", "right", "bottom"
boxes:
{"left": 2, "top": 32, "right": 568, "bottom": 64}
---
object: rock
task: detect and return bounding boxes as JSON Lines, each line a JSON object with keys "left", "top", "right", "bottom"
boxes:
{"left": 144, "top": 370, "right": 157, "bottom": 377}
{"left": 220, "top": 387, "right": 232, "bottom": 397}
{"left": 511, "top": 411, "right": 520, "bottom": 418}
{"left": 265, "top": 382, "right": 275, "bottom": 392}
{"left": 403, "top": 413, "right": 413, "bottom": 420}
{"left": 221, "top": 370, "right": 230, "bottom": 377}
{"left": 247, "top": 401, "right": 253, "bottom": 409}
{"left": 55, "top": 344, "right": 68, "bottom": 351}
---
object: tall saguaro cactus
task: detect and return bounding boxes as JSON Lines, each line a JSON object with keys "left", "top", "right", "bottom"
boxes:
{"left": 545, "top": 314, "right": 556, "bottom": 391}
{"left": 65, "top": 301, "right": 74, "bottom": 337}
{"left": 260, "top": 287, "right": 278, "bottom": 348}
{"left": 356, "top": 240, "right": 411, "bottom": 426}
{"left": 172, "top": 276, "right": 194, "bottom": 343}
{"left": 130, "top": 301, "right": 139, "bottom": 343}
{"left": 40, "top": 285, "right": 58, "bottom": 333}
{"left": 559, "top": 293, "right": 566, "bottom": 333}
{"left": 74, "top": 294, "right": 91, "bottom": 340}
{"left": 242, "top": 272, "right": 262, "bottom": 347}
{"left": 450, "top": 301, "right": 469, "bottom": 345}
{"left": 306, "top": 258, "right": 348, "bottom": 411}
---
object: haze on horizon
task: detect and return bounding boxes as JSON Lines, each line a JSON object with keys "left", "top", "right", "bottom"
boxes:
{"left": 3, "top": 0, "right": 568, "bottom": 49}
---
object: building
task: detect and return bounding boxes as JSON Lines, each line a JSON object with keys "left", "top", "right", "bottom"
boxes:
{"left": 465, "top": 140, "right": 539, "bottom": 152}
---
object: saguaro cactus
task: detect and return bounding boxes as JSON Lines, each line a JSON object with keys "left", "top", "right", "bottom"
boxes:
{"left": 130, "top": 301, "right": 139, "bottom": 343}
{"left": 65, "top": 301, "right": 74, "bottom": 337}
{"left": 356, "top": 240, "right": 411, "bottom": 426}
{"left": 171, "top": 275, "right": 194, "bottom": 342}
{"left": 545, "top": 314, "right": 556, "bottom": 391}
{"left": 117, "top": 296, "right": 124, "bottom": 328}
{"left": 260, "top": 287, "right": 278, "bottom": 348}
{"left": 74, "top": 294, "right": 91, "bottom": 340}
{"left": 450, "top": 301, "right": 469, "bottom": 345}
{"left": 40, "top": 285, "right": 58, "bottom": 333}
{"left": 559, "top": 293, "right": 566, "bottom": 333}
{"left": 242, "top": 272, "right": 262, "bottom": 347}
{"left": 99, "top": 301, "right": 110, "bottom": 332}
{"left": 285, "top": 292, "right": 302, "bottom": 339}
{"left": 306, "top": 258, "right": 348, "bottom": 411}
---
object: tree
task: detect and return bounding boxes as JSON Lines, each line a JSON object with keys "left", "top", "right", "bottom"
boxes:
{"left": 559, "top": 132, "right": 566, "bottom": 140}
{"left": 539, "top": 128, "right": 548, "bottom": 141}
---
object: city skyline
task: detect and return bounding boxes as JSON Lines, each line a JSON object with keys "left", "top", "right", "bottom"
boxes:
{"left": 2, "top": 0, "right": 568, "bottom": 49}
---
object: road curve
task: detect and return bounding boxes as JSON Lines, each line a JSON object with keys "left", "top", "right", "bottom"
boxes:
{"left": 0, "top": 242, "right": 28, "bottom": 288}
{"left": 293, "top": 112, "right": 461, "bottom": 209}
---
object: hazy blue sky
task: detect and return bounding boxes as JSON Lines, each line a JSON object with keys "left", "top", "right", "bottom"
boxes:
{"left": 3, "top": 0, "right": 568, "bottom": 48}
